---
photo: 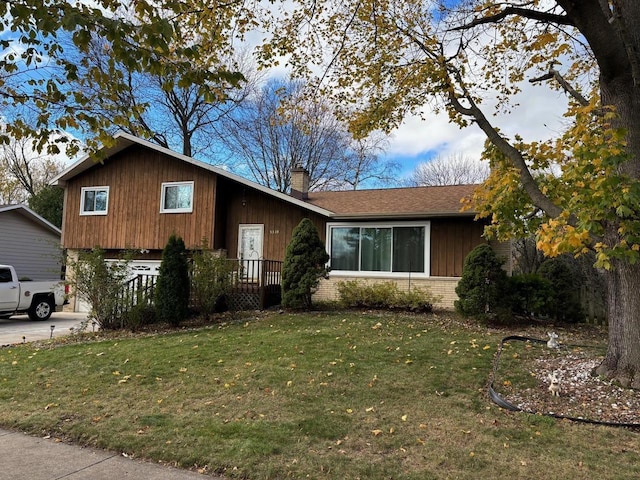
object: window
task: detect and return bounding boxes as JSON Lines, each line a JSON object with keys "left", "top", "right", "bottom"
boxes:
{"left": 0, "top": 268, "right": 13, "bottom": 283}
{"left": 328, "top": 222, "right": 429, "bottom": 276}
{"left": 161, "top": 181, "right": 194, "bottom": 213}
{"left": 80, "top": 187, "right": 109, "bottom": 215}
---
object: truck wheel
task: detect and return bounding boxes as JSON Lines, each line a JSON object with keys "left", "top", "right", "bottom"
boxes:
{"left": 28, "top": 297, "right": 53, "bottom": 321}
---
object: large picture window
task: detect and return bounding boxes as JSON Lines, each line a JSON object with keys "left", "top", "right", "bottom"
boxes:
{"left": 328, "top": 222, "right": 428, "bottom": 276}
{"left": 161, "top": 181, "right": 194, "bottom": 213}
{"left": 80, "top": 186, "right": 109, "bottom": 215}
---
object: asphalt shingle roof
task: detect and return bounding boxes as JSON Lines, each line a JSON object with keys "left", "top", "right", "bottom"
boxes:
{"left": 305, "top": 184, "right": 478, "bottom": 218}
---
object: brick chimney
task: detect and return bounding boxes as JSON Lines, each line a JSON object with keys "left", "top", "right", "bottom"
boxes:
{"left": 290, "top": 167, "right": 310, "bottom": 200}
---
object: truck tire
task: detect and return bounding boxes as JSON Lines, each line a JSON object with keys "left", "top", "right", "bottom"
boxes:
{"left": 28, "top": 296, "right": 54, "bottom": 321}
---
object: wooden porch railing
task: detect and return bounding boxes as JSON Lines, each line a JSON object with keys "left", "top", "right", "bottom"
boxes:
{"left": 115, "top": 259, "right": 283, "bottom": 315}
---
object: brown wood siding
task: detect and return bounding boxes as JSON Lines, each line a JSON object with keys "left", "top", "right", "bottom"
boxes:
{"left": 218, "top": 179, "right": 327, "bottom": 261}
{"left": 430, "top": 218, "right": 486, "bottom": 277}
{"left": 62, "top": 145, "right": 216, "bottom": 250}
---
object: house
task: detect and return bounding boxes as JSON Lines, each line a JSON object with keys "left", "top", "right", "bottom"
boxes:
{"left": 0, "top": 204, "right": 63, "bottom": 280}
{"left": 52, "top": 132, "right": 509, "bottom": 311}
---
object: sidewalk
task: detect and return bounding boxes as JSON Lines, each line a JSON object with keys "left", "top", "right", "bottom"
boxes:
{"left": 0, "top": 428, "right": 217, "bottom": 479}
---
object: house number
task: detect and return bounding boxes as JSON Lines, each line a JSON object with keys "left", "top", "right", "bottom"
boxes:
{"left": 269, "top": 229, "right": 280, "bottom": 235}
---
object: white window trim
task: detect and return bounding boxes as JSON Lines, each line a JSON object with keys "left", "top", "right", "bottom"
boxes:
{"left": 326, "top": 221, "right": 431, "bottom": 278}
{"left": 160, "top": 181, "right": 194, "bottom": 213}
{"left": 80, "top": 186, "right": 109, "bottom": 216}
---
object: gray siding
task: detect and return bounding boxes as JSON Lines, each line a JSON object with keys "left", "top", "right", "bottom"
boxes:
{"left": 0, "top": 211, "right": 62, "bottom": 280}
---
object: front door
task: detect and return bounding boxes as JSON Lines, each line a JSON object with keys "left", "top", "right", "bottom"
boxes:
{"left": 238, "top": 224, "right": 264, "bottom": 281}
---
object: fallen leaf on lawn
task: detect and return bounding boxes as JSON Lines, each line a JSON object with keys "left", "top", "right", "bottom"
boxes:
{"left": 179, "top": 367, "right": 187, "bottom": 372}
{"left": 483, "top": 345, "right": 491, "bottom": 350}
{"left": 401, "top": 415, "right": 408, "bottom": 422}
{"left": 365, "top": 407, "right": 375, "bottom": 412}
{"left": 371, "top": 429, "right": 383, "bottom": 437}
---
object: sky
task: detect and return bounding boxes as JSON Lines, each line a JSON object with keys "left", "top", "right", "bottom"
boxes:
{"left": 383, "top": 83, "right": 571, "bottom": 179}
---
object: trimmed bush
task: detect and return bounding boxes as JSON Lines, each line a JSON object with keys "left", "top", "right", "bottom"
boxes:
{"left": 282, "top": 218, "right": 330, "bottom": 309}
{"left": 122, "top": 303, "right": 157, "bottom": 331}
{"left": 455, "top": 244, "right": 509, "bottom": 317}
{"left": 191, "top": 241, "right": 235, "bottom": 320}
{"left": 155, "top": 234, "right": 190, "bottom": 326}
{"left": 337, "top": 280, "right": 435, "bottom": 313}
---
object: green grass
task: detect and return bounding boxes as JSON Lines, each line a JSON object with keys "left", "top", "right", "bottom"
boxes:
{"left": 0, "top": 311, "right": 637, "bottom": 479}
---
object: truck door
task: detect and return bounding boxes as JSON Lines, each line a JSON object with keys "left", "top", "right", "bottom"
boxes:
{"left": 0, "top": 267, "right": 19, "bottom": 311}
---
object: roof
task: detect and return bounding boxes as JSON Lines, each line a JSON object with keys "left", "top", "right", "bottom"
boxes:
{"left": 51, "top": 132, "right": 478, "bottom": 220}
{"left": 306, "top": 184, "right": 478, "bottom": 219}
{"left": 51, "top": 132, "right": 334, "bottom": 218}
{"left": 0, "top": 204, "right": 62, "bottom": 236}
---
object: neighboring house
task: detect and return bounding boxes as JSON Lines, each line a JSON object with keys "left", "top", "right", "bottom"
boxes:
{"left": 52, "top": 132, "right": 509, "bottom": 311}
{"left": 0, "top": 204, "right": 63, "bottom": 280}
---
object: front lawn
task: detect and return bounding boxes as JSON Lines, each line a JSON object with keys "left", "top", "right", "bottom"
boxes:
{"left": 0, "top": 312, "right": 637, "bottom": 479}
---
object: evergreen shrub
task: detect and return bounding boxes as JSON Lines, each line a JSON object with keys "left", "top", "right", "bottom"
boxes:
{"left": 155, "top": 234, "right": 190, "bottom": 326}
{"left": 455, "top": 244, "right": 510, "bottom": 317}
{"left": 282, "top": 218, "right": 330, "bottom": 309}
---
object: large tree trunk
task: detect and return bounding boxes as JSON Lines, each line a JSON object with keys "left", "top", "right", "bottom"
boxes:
{"left": 596, "top": 253, "right": 640, "bottom": 389}
{"left": 594, "top": 2, "right": 640, "bottom": 387}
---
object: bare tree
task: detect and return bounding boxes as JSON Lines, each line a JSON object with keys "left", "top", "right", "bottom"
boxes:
{"left": 409, "top": 154, "right": 489, "bottom": 187}
{"left": 217, "top": 78, "right": 395, "bottom": 192}
{"left": 341, "top": 133, "right": 399, "bottom": 190}
{"left": 0, "top": 134, "right": 64, "bottom": 202}
{"left": 70, "top": 38, "right": 261, "bottom": 160}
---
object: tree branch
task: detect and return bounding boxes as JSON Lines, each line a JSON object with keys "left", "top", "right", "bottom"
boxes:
{"left": 450, "top": 5, "right": 574, "bottom": 31}
{"left": 529, "top": 62, "right": 589, "bottom": 106}
{"left": 444, "top": 65, "right": 565, "bottom": 220}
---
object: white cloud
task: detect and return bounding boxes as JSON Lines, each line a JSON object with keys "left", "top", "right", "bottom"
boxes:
{"left": 388, "top": 78, "right": 572, "bottom": 179}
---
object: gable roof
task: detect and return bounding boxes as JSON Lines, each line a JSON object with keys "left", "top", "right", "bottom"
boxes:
{"left": 51, "top": 132, "right": 334, "bottom": 218}
{"left": 0, "top": 204, "right": 61, "bottom": 236}
{"left": 51, "top": 132, "right": 477, "bottom": 220}
{"left": 306, "top": 184, "right": 478, "bottom": 219}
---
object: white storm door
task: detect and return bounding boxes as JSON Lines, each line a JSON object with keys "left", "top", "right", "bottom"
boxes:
{"left": 238, "top": 224, "right": 264, "bottom": 281}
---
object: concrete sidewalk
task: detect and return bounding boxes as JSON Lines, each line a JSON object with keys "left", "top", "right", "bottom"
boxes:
{"left": 0, "top": 428, "right": 216, "bottom": 479}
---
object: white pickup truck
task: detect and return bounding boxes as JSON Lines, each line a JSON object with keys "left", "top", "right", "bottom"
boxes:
{"left": 0, "top": 265, "right": 66, "bottom": 321}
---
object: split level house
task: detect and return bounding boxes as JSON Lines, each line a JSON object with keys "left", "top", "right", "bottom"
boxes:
{"left": 52, "top": 132, "right": 510, "bottom": 312}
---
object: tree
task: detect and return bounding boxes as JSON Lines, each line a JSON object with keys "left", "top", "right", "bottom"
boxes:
{"left": 261, "top": 1, "right": 640, "bottom": 387}
{"left": 282, "top": 218, "right": 330, "bottom": 309}
{"left": 70, "top": 39, "right": 261, "bottom": 159}
{"left": 155, "top": 234, "right": 190, "bottom": 326}
{"left": 217, "top": 78, "right": 397, "bottom": 192}
{"left": 0, "top": 0, "right": 246, "bottom": 154}
{"left": 28, "top": 186, "right": 64, "bottom": 228}
{"left": 410, "top": 154, "right": 489, "bottom": 187}
{"left": 0, "top": 133, "right": 64, "bottom": 203}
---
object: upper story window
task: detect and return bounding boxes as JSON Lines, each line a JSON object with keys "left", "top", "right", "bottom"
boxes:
{"left": 80, "top": 186, "right": 109, "bottom": 215}
{"left": 161, "top": 181, "right": 194, "bottom": 213}
{"left": 327, "top": 222, "right": 429, "bottom": 276}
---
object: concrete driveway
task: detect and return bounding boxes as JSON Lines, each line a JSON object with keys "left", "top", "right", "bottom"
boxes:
{"left": 0, "top": 312, "right": 91, "bottom": 346}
